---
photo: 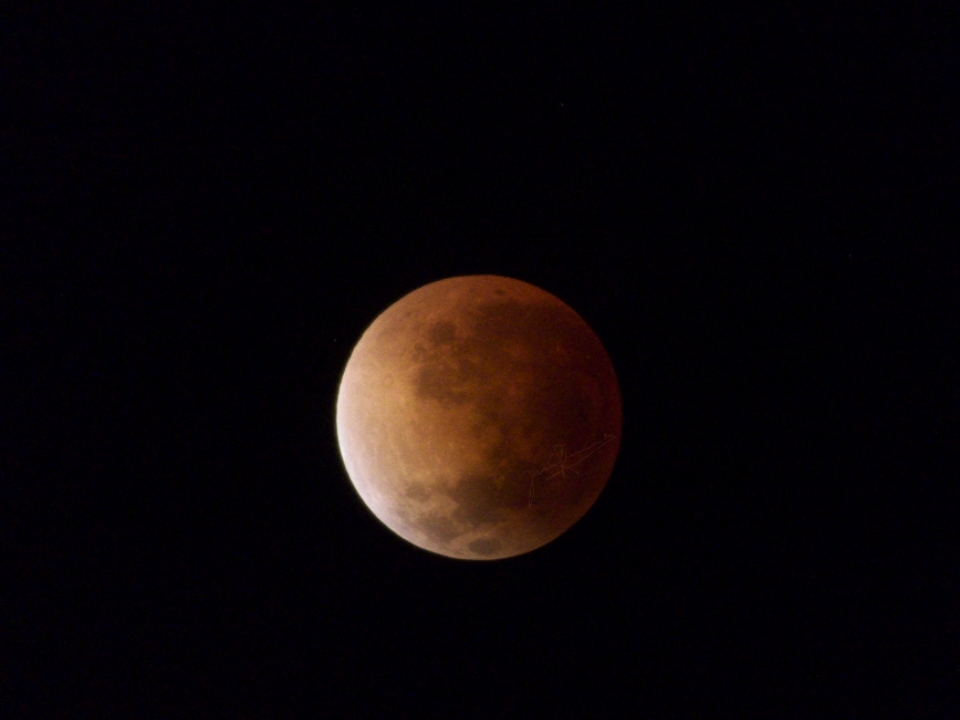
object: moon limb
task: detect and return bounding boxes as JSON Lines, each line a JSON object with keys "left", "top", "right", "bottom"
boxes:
{"left": 336, "top": 275, "right": 622, "bottom": 560}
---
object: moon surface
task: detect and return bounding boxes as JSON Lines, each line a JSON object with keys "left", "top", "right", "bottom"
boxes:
{"left": 335, "top": 275, "right": 622, "bottom": 560}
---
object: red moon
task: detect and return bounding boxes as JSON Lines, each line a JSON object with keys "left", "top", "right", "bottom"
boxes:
{"left": 335, "top": 275, "right": 621, "bottom": 560}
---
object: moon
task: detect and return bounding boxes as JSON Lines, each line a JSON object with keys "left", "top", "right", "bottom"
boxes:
{"left": 335, "top": 275, "right": 622, "bottom": 560}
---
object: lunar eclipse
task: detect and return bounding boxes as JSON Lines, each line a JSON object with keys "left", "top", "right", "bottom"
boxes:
{"left": 336, "top": 275, "right": 621, "bottom": 559}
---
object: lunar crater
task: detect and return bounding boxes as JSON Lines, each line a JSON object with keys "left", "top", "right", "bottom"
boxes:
{"left": 468, "top": 538, "right": 503, "bottom": 556}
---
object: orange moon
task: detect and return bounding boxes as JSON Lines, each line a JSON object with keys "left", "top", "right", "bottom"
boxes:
{"left": 335, "top": 275, "right": 622, "bottom": 560}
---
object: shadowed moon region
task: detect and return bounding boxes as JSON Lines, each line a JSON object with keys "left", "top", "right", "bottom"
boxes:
{"left": 335, "top": 275, "right": 622, "bottom": 560}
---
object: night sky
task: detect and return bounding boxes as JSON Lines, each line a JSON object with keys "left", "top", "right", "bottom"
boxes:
{"left": 4, "top": 5, "right": 959, "bottom": 717}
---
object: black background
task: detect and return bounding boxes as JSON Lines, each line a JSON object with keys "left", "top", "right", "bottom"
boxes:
{"left": 3, "top": 4, "right": 959, "bottom": 717}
